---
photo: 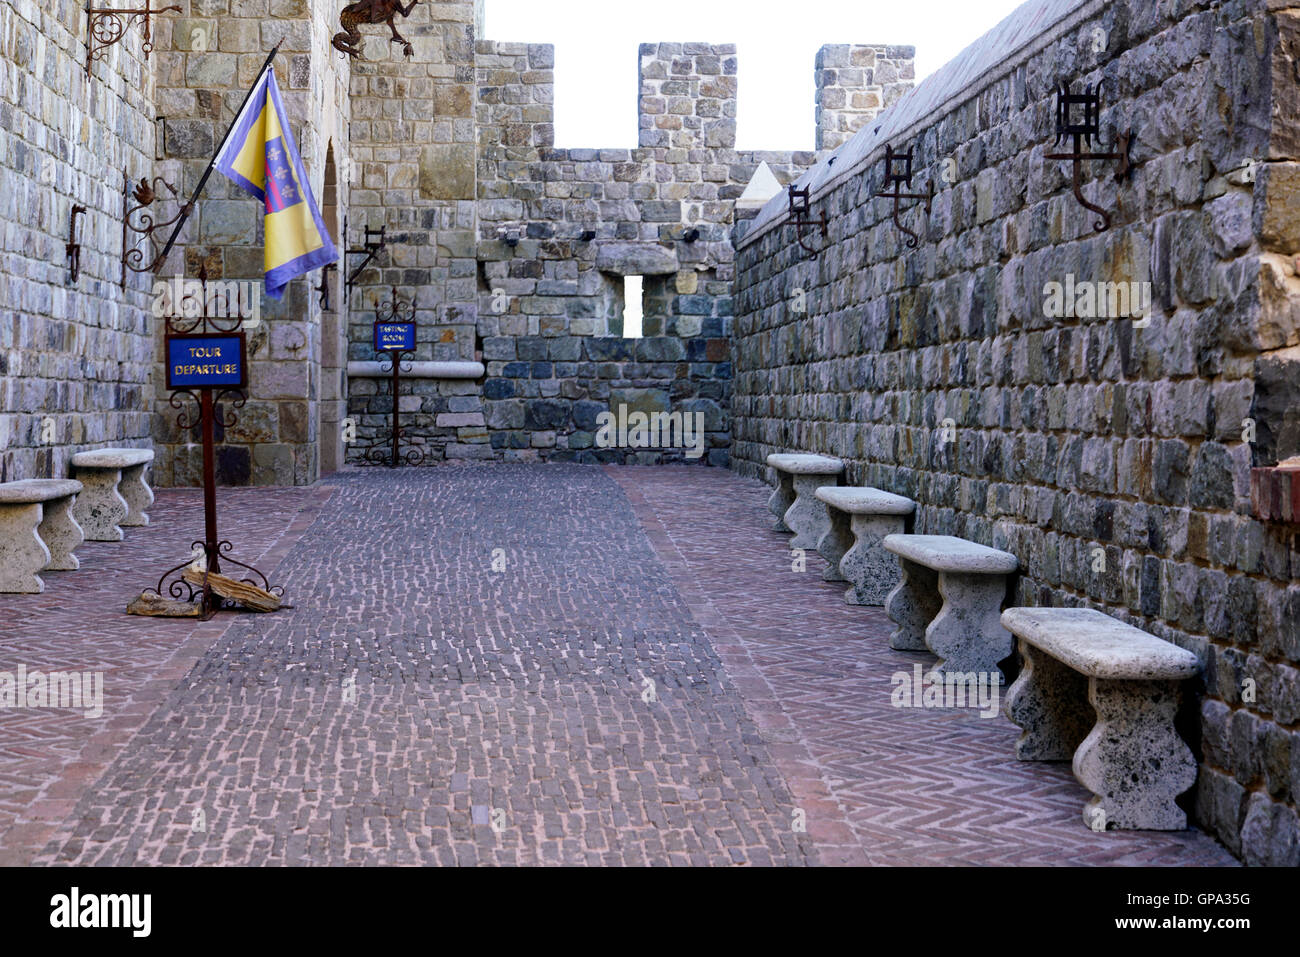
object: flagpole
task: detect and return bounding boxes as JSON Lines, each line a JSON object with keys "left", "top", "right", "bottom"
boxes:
{"left": 151, "top": 40, "right": 283, "bottom": 269}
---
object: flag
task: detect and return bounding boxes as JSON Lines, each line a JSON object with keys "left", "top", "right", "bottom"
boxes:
{"left": 213, "top": 66, "right": 337, "bottom": 300}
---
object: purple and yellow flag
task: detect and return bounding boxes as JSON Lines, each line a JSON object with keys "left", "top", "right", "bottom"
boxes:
{"left": 213, "top": 67, "right": 337, "bottom": 299}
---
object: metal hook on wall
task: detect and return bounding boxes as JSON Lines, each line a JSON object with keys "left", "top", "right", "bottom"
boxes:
{"left": 787, "top": 185, "right": 828, "bottom": 257}
{"left": 1043, "top": 81, "right": 1133, "bottom": 232}
{"left": 67, "top": 205, "right": 87, "bottom": 284}
{"left": 872, "top": 144, "right": 933, "bottom": 250}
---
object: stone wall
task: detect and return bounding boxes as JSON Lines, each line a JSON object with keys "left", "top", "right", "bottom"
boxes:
{"left": 0, "top": 0, "right": 157, "bottom": 483}
{"left": 343, "top": 37, "right": 911, "bottom": 465}
{"left": 149, "top": 0, "right": 352, "bottom": 487}
{"left": 815, "top": 44, "right": 915, "bottom": 151}
{"left": 732, "top": 0, "right": 1300, "bottom": 864}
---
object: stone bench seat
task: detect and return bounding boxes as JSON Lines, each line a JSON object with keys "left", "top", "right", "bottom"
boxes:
{"left": 0, "top": 479, "right": 85, "bottom": 593}
{"left": 1002, "top": 607, "right": 1201, "bottom": 831}
{"left": 71, "top": 447, "right": 154, "bottom": 542}
{"left": 765, "top": 453, "right": 844, "bottom": 548}
{"left": 813, "top": 486, "right": 916, "bottom": 603}
{"left": 881, "top": 534, "right": 1018, "bottom": 679}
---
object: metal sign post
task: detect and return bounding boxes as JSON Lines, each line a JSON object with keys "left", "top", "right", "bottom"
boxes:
{"left": 359, "top": 287, "right": 423, "bottom": 467}
{"left": 148, "top": 269, "right": 283, "bottom": 618}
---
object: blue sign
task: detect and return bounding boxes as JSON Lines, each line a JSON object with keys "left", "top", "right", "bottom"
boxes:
{"left": 375, "top": 322, "right": 416, "bottom": 352}
{"left": 166, "top": 334, "right": 247, "bottom": 390}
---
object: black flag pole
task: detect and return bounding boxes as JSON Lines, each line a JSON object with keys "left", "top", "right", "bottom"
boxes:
{"left": 150, "top": 40, "right": 283, "bottom": 270}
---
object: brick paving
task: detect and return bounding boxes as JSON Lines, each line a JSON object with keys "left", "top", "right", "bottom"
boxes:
{"left": 0, "top": 485, "right": 331, "bottom": 865}
{"left": 4, "top": 465, "right": 1235, "bottom": 865}
{"left": 611, "top": 466, "right": 1237, "bottom": 866}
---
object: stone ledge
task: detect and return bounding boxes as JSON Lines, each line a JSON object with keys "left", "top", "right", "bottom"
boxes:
{"left": 1250, "top": 464, "right": 1300, "bottom": 524}
{"left": 348, "top": 361, "right": 485, "bottom": 379}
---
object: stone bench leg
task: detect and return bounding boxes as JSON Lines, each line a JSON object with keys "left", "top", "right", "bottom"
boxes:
{"left": 840, "top": 513, "right": 905, "bottom": 605}
{"left": 73, "top": 468, "right": 128, "bottom": 542}
{"left": 0, "top": 502, "right": 52, "bottom": 593}
{"left": 884, "top": 557, "right": 940, "bottom": 651}
{"left": 924, "top": 572, "right": 1013, "bottom": 682}
{"left": 768, "top": 472, "right": 795, "bottom": 533}
{"left": 1004, "top": 640, "right": 1093, "bottom": 760}
{"left": 815, "top": 509, "right": 852, "bottom": 582}
{"left": 119, "top": 463, "right": 153, "bottom": 527}
{"left": 784, "top": 474, "right": 833, "bottom": 549}
{"left": 1074, "top": 678, "right": 1196, "bottom": 830}
{"left": 39, "top": 494, "right": 84, "bottom": 571}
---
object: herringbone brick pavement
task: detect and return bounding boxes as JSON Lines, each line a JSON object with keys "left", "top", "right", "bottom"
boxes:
{"left": 611, "top": 466, "right": 1237, "bottom": 865}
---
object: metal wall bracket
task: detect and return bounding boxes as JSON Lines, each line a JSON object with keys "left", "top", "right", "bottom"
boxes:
{"left": 85, "top": 0, "right": 181, "bottom": 73}
{"left": 345, "top": 218, "right": 387, "bottom": 290}
{"left": 316, "top": 262, "right": 338, "bottom": 311}
{"left": 1044, "top": 82, "right": 1133, "bottom": 232}
{"left": 67, "top": 205, "right": 86, "bottom": 284}
{"left": 121, "top": 170, "right": 189, "bottom": 287}
{"left": 787, "top": 185, "right": 827, "bottom": 257}
{"left": 872, "top": 144, "right": 933, "bottom": 249}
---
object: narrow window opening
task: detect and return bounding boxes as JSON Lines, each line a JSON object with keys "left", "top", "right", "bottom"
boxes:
{"left": 623, "top": 275, "right": 644, "bottom": 338}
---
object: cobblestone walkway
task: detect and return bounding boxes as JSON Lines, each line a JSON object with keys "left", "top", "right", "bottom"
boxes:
{"left": 32, "top": 467, "right": 815, "bottom": 865}
{"left": 8, "top": 465, "right": 1235, "bottom": 865}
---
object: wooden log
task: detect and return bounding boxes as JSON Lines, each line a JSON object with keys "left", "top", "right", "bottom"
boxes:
{"left": 126, "top": 591, "right": 202, "bottom": 617}
{"left": 182, "top": 567, "right": 283, "bottom": 612}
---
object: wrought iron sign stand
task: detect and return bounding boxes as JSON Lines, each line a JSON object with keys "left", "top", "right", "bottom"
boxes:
{"left": 86, "top": 0, "right": 181, "bottom": 73}
{"left": 1044, "top": 82, "right": 1132, "bottom": 232}
{"left": 873, "top": 144, "right": 933, "bottom": 249}
{"left": 787, "top": 185, "right": 827, "bottom": 257}
{"left": 358, "top": 287, "right": 425, "bottom": 467}
{"left": 147, "top": 269, "right": 283, "bottom": 619}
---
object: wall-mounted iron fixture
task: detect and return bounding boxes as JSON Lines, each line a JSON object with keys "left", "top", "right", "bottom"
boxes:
{"left": 682, "top": 228, "right": 700, "bottom": 243}
{"left": 67, "top": 205, "right": 86, "bottom": 284}
{"left": 345, "top": 220, "right": 387, "bottom": 290}
{"left": 872, "top": 144, "right": 933, "bottom": 249}
{"left": 504, "top": 231, "right": 519, "bottom": 248}
{"left": 1044, "top": 82, "right": 1132, "bottom": 232}
{"left": 332, "top": 0, "right": 420, "bottom": 60}
{"left": 316, "top": 262, "right": 338, "bottom": 310}
{"left": 121, "top": 171, "right": 186, "bottom": 287}
{"left": 787, "top": 185, "right": 827, "bottom": 257}
{"left": 579, "top": 228, "right": 597, "bottom": 243}
{"left": 85, "top": 0, "right": 181, "bottom": 73}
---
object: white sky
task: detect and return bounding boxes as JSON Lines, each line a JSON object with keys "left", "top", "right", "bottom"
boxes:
{"left": 482, "top": 0, "right": 1029, "bottom": 151}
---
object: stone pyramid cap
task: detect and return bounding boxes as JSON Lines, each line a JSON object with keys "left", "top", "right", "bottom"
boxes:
{"left": 737, "top": 161, "right": 783, "bottom": 211}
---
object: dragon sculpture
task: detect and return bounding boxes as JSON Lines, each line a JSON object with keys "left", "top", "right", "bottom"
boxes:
{"left": 333, "top": 0, "right": 420, "bottom": 59}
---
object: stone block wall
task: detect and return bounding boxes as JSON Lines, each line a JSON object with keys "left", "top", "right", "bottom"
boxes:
{"left": 815, "top": 44, "right": 916, "bottom": 151}
{"left": 732, "top": 0, "right": 1300, "bottom": 864}
{"left": 343, "top": 36, "right": 910, "bottom": 465}
{"left": 343, "top": 0, "right": 482, "bottom": 464}
{"left": 0, "top": 0, "right": 157, "bottom": 483}
{"left": 149, "top": 0, "right": 352, "bottom": 487}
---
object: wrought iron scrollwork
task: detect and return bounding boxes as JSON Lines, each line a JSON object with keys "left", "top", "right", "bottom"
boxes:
{"left": 121, "top": 171, "right": 189, "bottom": 286}
{"left": 86, "top": 0, "right": 182, "bottom": 73}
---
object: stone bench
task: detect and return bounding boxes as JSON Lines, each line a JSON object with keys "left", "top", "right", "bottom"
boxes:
{"left": 881, "top": 534, "right": 1018, "bottom": 679}
{"left": 765, "top": 453, "right": 844, "bottom": 549}
{"left": 0, "top": 479, "right": 85, "bottom": 593}
{"left": 71, "top": 448, "right": 154, "bottom": 542}
{"left": 1002, "top": 607, "right": 1201, "bottom": 831}
{"left": 813, "top": 486, "right": 916, "bottom": 604}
